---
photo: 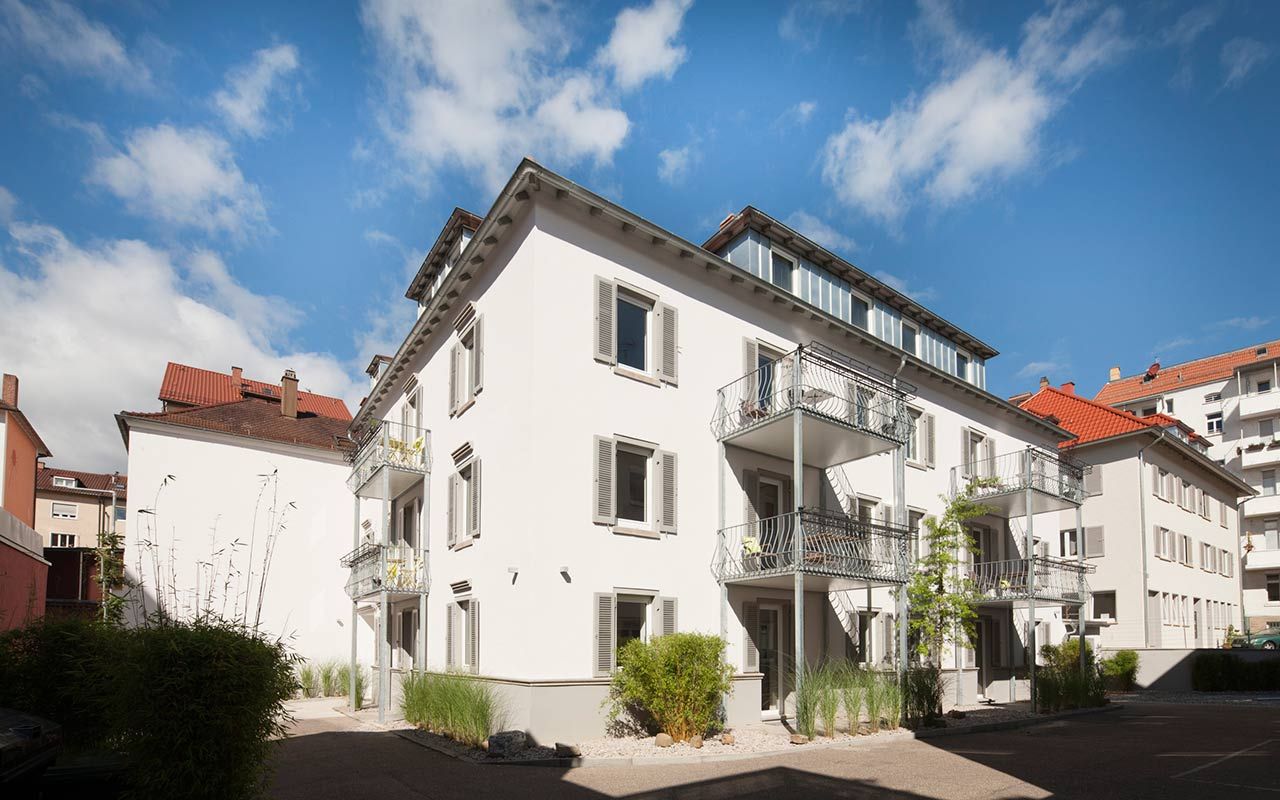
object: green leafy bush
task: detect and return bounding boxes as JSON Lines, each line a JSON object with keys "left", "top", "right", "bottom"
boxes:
{"left": 607, "top": 633, "right": 735, "bottom": 742}
{"left": 1036, "top": 641, "right": 1106, "bottom": 713}
{"left": 1100, "top": 650, "right": 1140, "bottom": 691}
{"left": 902, "top": 664, "right": 943, "bottom": 728}
{"left": 1192, "top": 652, "right": 1280, "bottom": 691}
{"left": 0, "top": 616, "right": 298, "bottom": 800}
{"left": 401, "top": 671, "right": 502, "bottom": 746}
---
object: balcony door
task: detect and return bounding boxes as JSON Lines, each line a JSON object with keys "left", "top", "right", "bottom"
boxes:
{"left": 757, "top": 476, "right": 792, "bottom": 566}
{"left": 757, "top": 604, "right": 793, "bottom": 716}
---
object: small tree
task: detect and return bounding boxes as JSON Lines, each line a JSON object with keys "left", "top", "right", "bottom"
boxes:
{"left": 907, "top": 482, "right": 992, "bottom": 662}
{"left": 607, "top": 633, "right": 735, "bottom": 742}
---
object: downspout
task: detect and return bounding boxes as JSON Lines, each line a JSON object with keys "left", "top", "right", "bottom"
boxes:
{"left": 101, "top": 488, "right": 117, "bottom": 622}
{"left": 1137, "top": 431, "right": 1165, "bottom": 648}
{"left": 890, "top": 355, "right": 909, "bottom": 678}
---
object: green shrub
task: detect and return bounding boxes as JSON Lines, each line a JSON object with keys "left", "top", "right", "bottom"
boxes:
{"left": 1100, "top": 650, "right": 1140, "bottom": 691}
{"left": 863, "top": 670, "right": 886, "bottom": 732}
{"left": 318, "top": 660, "right": 339, "bottom": 697}
{"left": 1036, "top": 641, "right": 1106, "bottom": 713}
{"left": 298, "top": 662, "right": 319, "bottom": 698}
{"left": 607, "top": 633, "right": 735, "bottom": 742}
{"left": 401, "top": 671, "right": 501, "bottom": 747}
{"left": 882, "top": 674, "right": 903, "bottom": 729}
{"left": 351, "top": 665, "right": 367, "bottom": 710}
{"left": 1192, "top": 652, "right": 1280, "bottom": 691}
{"left": 902, "top": 664, "right": 943, "bottom": 728}
{"left": 335, "top": 663, "right": 351, "bottom": 697}
{"left": 839, "top": 666, "right": 864, "bottom": 731}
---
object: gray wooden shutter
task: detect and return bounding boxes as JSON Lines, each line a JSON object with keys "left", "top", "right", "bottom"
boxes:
{"left": 468, "top": 459, "right": 482, "bottom": 539}
{"left": 653, "top": 303, "right": 678, "bottom": 384}
{"left": 657, "top": 450, "right": 677, "bottom": 534}
{"left": 468, "top": 600, "right": 480, "bottom": 674}
{"left": 742, "top": 338, "right": 759, "bottom": 408}
{"left": 1084, "top": 465, "right": 1102, "bottom": 496}
{"left": 743, "top": 602, "right": 759, "bottom": 672}
{"left": 923, "top": 413, "right": 936, "bottom": 468}
{"left": 447, "top": 473, "right": 458, "bottom": 546}
{"left": 471, "top": 315, "right": 484, "bottom": 395}
{"left": 959, "top": 428, "right": 971, "bottom": 478}
{"left": 449, "top": 342, "right": 462, "bottom": 414}
{"left": 1152, "top": 525, "right": 1163, "bottom": 559}
{"left": 445, "top": 602, "right": 456, "bottom": 669}
{"left": 1085, "top": 526, "right": 1104, "bottom": 558}
{"left": 981, "top": 437, "right": 996, "bottom": 480}
{"left": 743, "top": 469, "right": 759, "bottom": 525}
{"left": 592, "top": 436, "right": 616, "bottom": 525}
{"left": 593, "top": 276, "right": 617, "bottom": 364}
{"left": 653, "top": 597, "right": 678, "bottom": 637}
{"left": 1151, "top": 464, "right": 1160, "bottom": 498}
{"left": 593, "top": 592, "right": 616, "bottom": 677}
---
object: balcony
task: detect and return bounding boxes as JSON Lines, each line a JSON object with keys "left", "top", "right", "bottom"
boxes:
{"left": 949, "top": 446, "right": 1085, "bottom": 517}
{"left": 1244, "top": 493, "right": 1280, "bottom": 519}
{"left": 340, "top": 543, "right": 428, "bottom": 599}
{"left": 711, "top": 343, "right": 915, "bottom": 467}
{"left": 347, "top": 421, "right": 430, "bottom": 498}
{"left": 1241, "top": 439, "right": 1280, "bottom": 469}
{"left": 1239, "top": 389, "right": 1279, "bottom": 421}
{"left": 1244, "top": 547, "right": 1280, "bottom": 571}
{"left": 969, "top": 557, "right": 1092, "bottom": 605}
{"left": 713, "top": 508, "right": 911, "bottom": 591}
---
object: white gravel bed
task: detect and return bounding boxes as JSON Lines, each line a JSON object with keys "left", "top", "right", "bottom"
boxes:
{"left": 578, "top": 726, "right": 900, "bottom": 759}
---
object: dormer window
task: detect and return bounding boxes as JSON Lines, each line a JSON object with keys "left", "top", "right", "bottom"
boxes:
{"left": 769, "top": 251, "right": 795, "bottom": 293}
{"left": 901, "top": 320, "right": 919, "bottom": 357}
{"left": 955, "top": 351, "right": 971, "bottom": 382}
{"left": 52, "top": 476, "right": 77, "bottom": 489}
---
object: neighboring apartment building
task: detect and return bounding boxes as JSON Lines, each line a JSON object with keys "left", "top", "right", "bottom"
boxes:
{"left": 1021, "top": 383, "right": 1252, "bottom": 650}
{"left": 34, "top": 465, "right": 127, "bottom": 617}
{"left": 117, "top": 363, "right": 360, "bottom": 661}
{"left": 1095, "top": 341, "right": 1280, "bottom": 631}
{"left": 0, "top": 373, "right": 52, "bottom": 629}
{"left": 344, "top": 159, "right": 1093, "bottom": 739}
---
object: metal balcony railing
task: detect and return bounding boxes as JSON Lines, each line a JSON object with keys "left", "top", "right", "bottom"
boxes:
{"left": 347, "top": 420, "right": 430, "bottom": 492}
{"left": 949, "top": 446, "right": 1085, "bottom": 506}
{"left": 711, "top": 343, "right": 915, "bottom": 445}
{"left": 968, "top": 556, "right": 1092, "bottom": 604}
{"left": 713, "top": 508, "right": 911, "bottom": 585}
{"left": 340, "top": 542, "right": 428, "bottom": 598}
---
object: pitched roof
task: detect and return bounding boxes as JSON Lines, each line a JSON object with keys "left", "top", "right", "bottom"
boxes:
{"left": 1020, "top": 386, "right": 1209, "bottom": 448}
{"left": 0, "top": 400, "right": 52, "bottom": 457}
{"left": 159, "top": 363, "right": 351, "bottom": 421}
{"left": 119, "top": 397, "right": 354, "bottom": 455}
{"left": 36, "top": 467, "right": 127, "bottom": 500}
{"left": 1094, "top": 339, "right": 1280, "bottom": 405}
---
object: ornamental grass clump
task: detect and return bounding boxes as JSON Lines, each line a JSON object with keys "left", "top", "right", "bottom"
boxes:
{"left": 607, "top": 633, "right": 735, "bottom": 743}
{"left": 863, "top": 670, "right": 886, "bottom": 732}
{"left": 814, "top": 663, "right": 843, "bottom": 738}
{"left": 839, "top": 666, "right": 864, "bottom": 732}
{"left": 298, "top": 662, "right": 319, "bottom": 698}
{"left": 902, "top": 664, "right": 943, "bottom": 728}
{"left": 401, "top": 671, "right": 501, "bottom": 747}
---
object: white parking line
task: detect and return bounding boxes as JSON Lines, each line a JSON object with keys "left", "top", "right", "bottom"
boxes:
{"left": 1170, "top": 739, "right": 1275, "bottom": 780}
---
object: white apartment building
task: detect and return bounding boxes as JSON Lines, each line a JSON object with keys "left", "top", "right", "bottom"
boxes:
{"left": 117, "top": 364, "right": 363, "bottom": 663}
{"left": 1096, "top": 343, "right": 1280, "bottom": 631}
{"left": 1020, "top": 383, "right": 1251, "bottom": 650}
{"left": 347, "top": 159, "right": 1095, "bottom": 741}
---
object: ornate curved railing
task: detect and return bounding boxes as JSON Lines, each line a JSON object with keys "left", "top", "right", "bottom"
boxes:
{"left": 968, "top": 556, "right": 1091, "bottom": 604}
{"left": 949, "top": 446, "right": 1085, "bottom": 506}
{"left": 341, "top": 543, "right": 428, "bottom": 598}
{"left": 347, "top": 420, "right": 430, "bottom": 492}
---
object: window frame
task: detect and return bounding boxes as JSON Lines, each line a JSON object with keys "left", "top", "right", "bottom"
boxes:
{"left": 614, "top": 289, "right": 653, "bottom": 375}
{"left": 1206, "top": 411, "right": 1223, "bottom": 435}
{"left": 51, "top": 476, "right": 77, "bottom": 489}
{"left": 850, "top": 289, "right": 872, "bottom": 332}
{"left": 955, "top": 349, "right": 972, "bottom": 382}
{"left": 50, "top": 532, "right": 77, "bottom": 548}
{"left": 1267, "top": 573, "right": 1280, "bottom": 604}
{"left": 900, "top": 319, "right": 920, "bottom": 357}
{"left": 614, "top": 439, "right": 653, "bottom": 529}
{"left": 1092, "top": 590, "right": 1117, "bottom": 621}
{"left": 51, "top": 502, "right": 78, "bottom": 520}
{"left": 768, "top": 249, "right": 796, "bottom": 293}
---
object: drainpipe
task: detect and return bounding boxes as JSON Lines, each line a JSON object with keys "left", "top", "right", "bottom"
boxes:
{"left": 101, "top": 488, "right": 117, "bottom": 622}
{"left": 1024, "top": 448, "right": 1036, "bottom": 706}
{"left": 890, "top": 355, "right": 909, "bottom": 678}
{"left": 1137, "top": 431, "right": 1165, "bottom": 648}
{"left": 792, "top": 348, "right": 805, "bottom": 717}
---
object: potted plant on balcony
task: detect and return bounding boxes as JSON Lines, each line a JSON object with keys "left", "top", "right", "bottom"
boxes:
{"left": 742, "top": 535, "right": 763, "bottom": 572}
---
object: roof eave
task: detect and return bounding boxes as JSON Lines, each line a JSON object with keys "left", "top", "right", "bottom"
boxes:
{"left": 1067, "top": 428, "right": 1255, "bottom": 496}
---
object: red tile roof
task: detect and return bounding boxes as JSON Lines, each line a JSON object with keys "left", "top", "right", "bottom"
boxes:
{"left": 159, "top": 363, "right": 351, "bottom": 421}
{"left": 119, "top": 398, "right": 354, "bottom": 454}
{"left": 36, "top": 467, "right": 127, "bottom": 500}
{"left": 1019, "top": 386, "right": 1207, "bottom": 449}
{"left": 1094, "top": 339, "right": 1280, "bottom": 406}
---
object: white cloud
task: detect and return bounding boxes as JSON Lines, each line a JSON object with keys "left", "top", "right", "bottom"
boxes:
{"left": 784, "top": 210, "right": 856, "bottom": 254}
{"left": 1220, "top": 37, "right": 1272, "bottom": 89}
{"left": 213, "top": 43, "right": 301, "bottom": 138}
{"left": 657, "top": 144, "right": 697, "bottom": 185}
{"left": 87, "top": 124, "right": 268, "bottom": 239}
{"left": 1016, "top": 359, "right": 1068, "bottom": 380}
{"left": 598, "top": 0, "right": 693, "bottom": 90}
{"left": 1153, "top": 335, "right": 1193, "bottom": 355}
{"left": 794, "top": 100, "right": 818, "bottom": 124}
{"left": 775, "top": 100, "right": 819, "bottom": 130}
{"left": 1161, "top": 3, "right": 1221, "bottom": 49}
{"left": 0, "top": 186, "right": 15, "bottom": 224}
{"left": 0, "top": 0, "right": 152, "bottom": 89}
{"left": 821, "top": 0, "right": 1130, "bottom": 228}
{"left": 1212, "top": 315, "right": 1272, "bottom": 332}
{"left": 779, "top": 0, "right": 861, "bottom": 50}
{"left": 872, "top": 270, "right": 936, "bottom": 303}
{"left": 0, "top": 219, "right": 363, "bottom": 472}
{"left": 359, "top": 0, "right": 690, "bottom": 195}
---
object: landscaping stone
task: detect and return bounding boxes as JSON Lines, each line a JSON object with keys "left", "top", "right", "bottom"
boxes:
{"left": 554, "top": 742, "right": 581, "bottom": 758}
{"left": 486, "top": 730, "right": 527, "bottom": 757}
{"left": 946, "top": 709, "right": 966, "bottom": 719}
{"left": 790, "top": 733, "right": 809, "bottom": 745}
{"left": 720, "top": 732, "right": 735, "bottom": 746}
{"left": 655, "top": 733, "right": 674, "bottom": 748}
{"left": 689, "top": 735, "right": 703, "bottom": 749}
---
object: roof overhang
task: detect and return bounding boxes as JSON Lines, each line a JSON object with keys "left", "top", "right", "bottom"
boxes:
{"left": 352, "top": 159, "right": 1071, "bottom": 444}
{"left": 404, "top": 208, "right": 484, "bottom": 301}
{"left": 117, "top": 413, "right": 351, "bottom": 465}
{"left": 1067, "top": 428, "right": 1255, "bottom": 497}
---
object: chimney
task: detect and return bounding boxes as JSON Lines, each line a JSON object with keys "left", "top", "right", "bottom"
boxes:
{"left": 231, "top": 365, "right": 243, "bottom": 382}
{"left": 1060, "top": 381, "right": 1076, "bottom": 395}
{"left": 1108, "top": 366, "right": 1120, "bottom": 382}
{"left": 1039, "top": 376, "right": 1050, "bottom": 390}
{"left": 281, "top": 369, "right": 298, "bottom": 418}
{"left": 2, "top": 373, "right": 17, "bottom": 407}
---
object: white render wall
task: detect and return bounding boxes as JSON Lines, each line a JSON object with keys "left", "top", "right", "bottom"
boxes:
{"left": 368, "top": 195, "right": 1080, "bottom": 697}
{"left": 123, "top": 423, "right": 366, "bottom": 663}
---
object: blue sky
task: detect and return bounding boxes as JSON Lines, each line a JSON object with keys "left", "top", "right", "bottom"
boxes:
{"left": 1, "top": 0, "right": 1277, "bottom": 470}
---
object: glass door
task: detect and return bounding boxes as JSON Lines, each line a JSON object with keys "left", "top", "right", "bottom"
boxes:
{"left": 759, "top": 607, "right": 780, "bottom": 712}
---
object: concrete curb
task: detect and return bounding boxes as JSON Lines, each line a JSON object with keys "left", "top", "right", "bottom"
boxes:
{"left": 392, "top": 703, "right": 1124, "bottom": 769}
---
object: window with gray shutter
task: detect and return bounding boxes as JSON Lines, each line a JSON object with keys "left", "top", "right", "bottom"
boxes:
{"left": 743, "top": 602, "right": 759, "bottom": 672}
{"left": 1152, "top": 525, "right": 1163, "bottom": 559}
{"left": 449, "top": 342, "right": 463, "bottom": 414}
{"left": 743, "top": 469, "right": 759, "bottom": 526}
{"left": 468, "top": 459, "right": 482, "bottom": 539}
{"left": 593, "top": 593, "right": 617, "bottom": 677}
{"left": 592, "top": 436, "right": 616, "bottom": 525}
{"left": 447, "top": 473, "right": 459, "bottom": 547}
{"left": 1084, "top": 465, "right": 1103, "bottom": 496}
{"left": 959, "top": 428, "right": 972, "bottom": 478}
{"left": 653, "top": 597, "right": 678, "bottom": 638}
{"left": 470, "top": 315, "right": 484, "bottom": 395}
{"left": 1085, "top": 526, "right": 1105, "bottom": 558}
{"left": 657, "top": 451, "right": 677, "bottom": 533}
{"left": 445, "top": 602, "right": 456, "bottom": 668}
{"left": 593, "top": 277, "right": 617, "bottom": 364}
{"left": 655, "top": 303, "right": 678, "bottom": 384}
{"left": 1151, "top": 464, "right": 1161, "bottom": 498}
{"left": 468, "top": 600, "right": 480, "bottom": 674}
{"left": 923, "top": 413, "right": 936, "bottom": 468}
{"left": 980, "top": 437, "right": 996, "bottom": 480}
{"left": 742, "top": 338, "right": 759, "bottom": 409}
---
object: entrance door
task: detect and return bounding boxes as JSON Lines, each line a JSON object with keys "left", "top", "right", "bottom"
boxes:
{"left": 759, "top": 607, "right": 781, "bottom": 713}
{"left": 399, "top": 610, "right": 416, "bottom": 671}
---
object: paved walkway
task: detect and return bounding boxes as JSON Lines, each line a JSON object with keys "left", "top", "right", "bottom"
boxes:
{"left": 270, "top": 701, "right": 1280, "bottom": 799}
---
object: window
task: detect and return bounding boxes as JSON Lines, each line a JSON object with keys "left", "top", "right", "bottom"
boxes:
{"left": 906, "top": 409, "right": 935, "bottom": 468}
{"left": 446, "top": 453, "right": 482, "bottom": 548}
{"left": 50, "top": 533, "right": 76, "bottom": 548}
{"left": 901, "top": 320, "right": 919, "bottom": 356}
{"left": 1264, "top": 519, "right": 1279, "bottom": 551}
{"left": 115, "top": 506, "right": 126, "bottom": 522}
{"left": 1204, "top": 392, "right": 1222, "bottom": 403}
{"left": 400, "top": 386, "right": 422, "bottom": 433}
{"left": 1206, "top": 412, "right": 1223, "bottom": 434}
{"left": 1064, "top": 526, "right": 1105, "bottom": 558}
{"left": 446, "top": 598, "right": 479, "bottom": 674}
{"left": 1268, "top": 574, "right": 1280, "bottom": 603}
{"left": 593, "top": 277, "right": 678, "bottom": 384}
{"left": 593, "top": 593, "right": 676, "bottom": 676}
{"left": 1220, "top": 500, "right": 1229, "bottom": 528}
{"left": 1165, "top": 398, "right": 1175, "bottom": 414}
{"left": 592, "top": 436, "right": 677, "bottom": 534}
{"left": 769, "top": 251, "right": 795, "bottom": 292}
{"left": 1263, "top": 469, "right": 1277, "bottom": 497}
{"left": 448, "top": 313, "right": 484, "bottom": 415}
{"left": 52, "top": 476, "right": 76, "bottom": 489}
{"left": 851, "top": 294, "right": 870, "bottom": 331}
{"left": 1180, "top": 534, "right": 1193, "bottom": 566}
{"left": 955, "top": 351, "right": 971, "bottom": 382}
{"left": 1261, "top": 418, "right": 1275, "bottom": 439}
{"left": 1258, "top": 378, "right": 1274, "bottom": 394}
{"left": 1093, "top": 592, "right": 1117, "bottom": 620}
{"left": 1141, "top": 406, "right": 1158, "bottom": 417}
{"left": 1083, "top": 464, "right": 1103, "bottom": 496}
{"left": 1152, "top": 525, "right": 1168, "bottom": 559}
{"left": 961, "top": 428, "right": 991, "bottom": 479}
{"left": 51, "top": 502, "right": 77, "bottom": 519}
{"left": 1221, "top": 548, "right": 1233, "bottom": 577}
{"left": 1061, "top": 529, "right": 1079, "bottom": 558}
